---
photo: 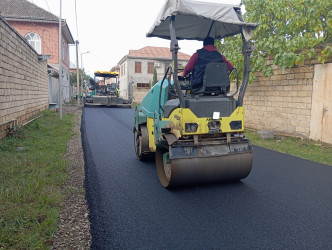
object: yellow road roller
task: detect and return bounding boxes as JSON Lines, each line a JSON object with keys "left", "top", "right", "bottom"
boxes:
{"left": 134, "top": 0, "right": 257, "bottom": 187}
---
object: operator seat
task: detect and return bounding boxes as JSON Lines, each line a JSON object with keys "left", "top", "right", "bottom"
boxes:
{"left": 163, "top": 62, "right": 232, "bottom": 118}
{"left": 184, "top": 62, "right": 235, "bottom": 118}
{"left": 191, "top": 62, "right": 230, "bottom": 95}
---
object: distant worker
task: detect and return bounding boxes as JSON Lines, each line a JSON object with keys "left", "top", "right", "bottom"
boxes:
{"left": 115, "top": 87, "right": 119, "bottom": 97}
{"left": 182, "top": 36, "right": 234, "bottom": 89}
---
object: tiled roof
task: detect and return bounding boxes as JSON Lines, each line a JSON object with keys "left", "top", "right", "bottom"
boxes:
{"left": 0, "top": 0, "right": 58, "bottom": 22}
{"left": 0, "top": 0, "right": 75, "bottom": 44}
{"left": 128, "top": 46, "right": 191, "bottom": 60}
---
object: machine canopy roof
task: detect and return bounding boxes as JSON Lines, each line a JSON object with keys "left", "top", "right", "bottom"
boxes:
{"left": 94, "top": 71, "right": 119, "bottom": 78}
{"left": 146, "top": 0, "right": 257, "bottom": 41}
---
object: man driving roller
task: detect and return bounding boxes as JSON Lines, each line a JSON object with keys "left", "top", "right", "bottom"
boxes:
{"left": 181, "top": 37, "right": 234, "bottom": 89}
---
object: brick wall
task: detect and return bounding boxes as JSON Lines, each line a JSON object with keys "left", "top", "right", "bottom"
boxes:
{"left": 244, "top": 54, "right": 332, "bottom": 138}
{"left": 0, "top": 19, "right": 48, "bottom": 139}
{"left": 7, "top": 21, "right": 70, "bottom": 68}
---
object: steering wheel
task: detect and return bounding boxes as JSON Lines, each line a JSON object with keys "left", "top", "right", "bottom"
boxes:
{"left": 168, "top": 84, "right": 178, "bottom": 97}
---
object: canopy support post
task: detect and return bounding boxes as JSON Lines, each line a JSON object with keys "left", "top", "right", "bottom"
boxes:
{"left": 238, "top": 38, "right": 253, "bottom": 107}
{"left": 169, "top": 16, "right": 184, "bottom": 108}
{"left": 206, "top": 21, "right": 215, "bottom": 38}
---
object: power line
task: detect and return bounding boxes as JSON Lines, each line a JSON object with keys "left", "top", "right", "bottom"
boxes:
{"left": 90, "top": 53, "right": 113, "bottom": 70}
{"left": 43, "top": 0, "right": 51, "bottom": 13}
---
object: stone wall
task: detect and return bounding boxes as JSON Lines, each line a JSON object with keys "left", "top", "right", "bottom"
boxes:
{"left": 132, "top": 85, "right": 150, "bottom": 104}
{"left": 0, "top": 18, "right": 48, "bottom": 139}
{"left": 129, "top": 48, "right": 332, "bottom": 143}
{"left": 244, "top": 54, "right": 332, "bottom": 139}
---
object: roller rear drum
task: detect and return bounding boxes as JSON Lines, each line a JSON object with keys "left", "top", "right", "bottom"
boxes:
{"left": 156, "top": 143, "right": 253, "bottom": 188}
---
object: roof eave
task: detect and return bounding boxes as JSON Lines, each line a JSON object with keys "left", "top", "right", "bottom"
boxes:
{"left": 126, "top": 55, "right": 189, "bottom": 61}
{"left": 4, "top": 17, "right": 59, "bottom": 23}
{"left": 118, "top": 55, "right": 128, "bottom": 65}
{"left": 63, "top": 22, "right": 75, "bottom": 44}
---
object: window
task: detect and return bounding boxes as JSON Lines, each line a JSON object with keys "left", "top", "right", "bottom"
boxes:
{"left": 148, "top": 62, "right": 154, "bottom": 74}
{"left": 135, "top": 62, "right": 141, "bottom": 73}
{"left": 137, "top": 83, "right": 150, "bottom": 88}
{"left": 25, "top": 33, "right": 41, "bottom": 54}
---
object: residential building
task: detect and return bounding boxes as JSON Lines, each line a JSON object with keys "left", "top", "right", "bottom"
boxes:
{"left": 0, "top": 0, "right": 75, "bottom": 103}
{"left": 118, "top": 46, "right": 190, "bottom": 102}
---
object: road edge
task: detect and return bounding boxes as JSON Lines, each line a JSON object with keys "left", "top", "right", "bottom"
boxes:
{"left": 52, "top": 104, "right": 91, "bottom": 249}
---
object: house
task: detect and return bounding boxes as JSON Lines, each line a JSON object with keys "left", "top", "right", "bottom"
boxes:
{"left": 118, "top": 46, "right": 191, "bottom": 102}
{"left": 0, "top": 0, "right": 75, "bottom": 103}
{"left": 105, "top": 65, "right": 120, "bottom": 85}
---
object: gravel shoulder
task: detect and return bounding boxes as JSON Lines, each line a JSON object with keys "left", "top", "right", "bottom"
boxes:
{"left": 52, "top": 103, "right": 91, "bottom": 249}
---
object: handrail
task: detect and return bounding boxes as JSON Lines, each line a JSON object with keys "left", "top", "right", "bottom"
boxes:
{"left": 227, "top": 67, "right": 239, "bottom": 97}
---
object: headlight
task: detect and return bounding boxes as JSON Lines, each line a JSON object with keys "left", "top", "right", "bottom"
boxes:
{"left": 230, "top": 121, "right": 242, "bottom": 130}
{"left": 185, "top": 123, "right": 198, "bottom": 132}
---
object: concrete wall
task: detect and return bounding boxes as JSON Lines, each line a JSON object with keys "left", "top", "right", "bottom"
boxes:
{"left": 118, "top": 60, "right": 128, "bottom": 99}
{"left": 309, "top": 63, "right": 332, "bottom": 144}
{"left": 48, "top": 75, "right": 59, "bottom": 103}
{"left": 0, "top": 19, "right": 48, "bottom": 139}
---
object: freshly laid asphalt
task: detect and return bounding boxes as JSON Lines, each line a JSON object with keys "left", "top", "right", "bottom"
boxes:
{"left": 82, "top": 107, "right": 332, "bottom": 250}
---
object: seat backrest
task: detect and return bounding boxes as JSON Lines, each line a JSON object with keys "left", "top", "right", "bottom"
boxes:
{"left": 192, "top": 62, "right": 230, "bottom": 95}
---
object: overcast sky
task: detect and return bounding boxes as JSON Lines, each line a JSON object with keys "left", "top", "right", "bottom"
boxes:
{"left": 28, "top": 0, "right": 242, "bottom": 76}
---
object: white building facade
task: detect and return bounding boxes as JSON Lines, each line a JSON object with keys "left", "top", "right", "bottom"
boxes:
{"left": 118, "top": 46, "right": 190, "bottom": 102}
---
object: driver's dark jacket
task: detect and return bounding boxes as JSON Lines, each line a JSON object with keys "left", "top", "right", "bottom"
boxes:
{"left": 191, "top": 49, "right": 223, "bottom": 89}
{"left": 182, "top": 44, "right": 233, "bottom": 89}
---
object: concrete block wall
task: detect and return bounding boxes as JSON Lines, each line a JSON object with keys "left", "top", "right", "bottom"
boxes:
{"left": 0, "top": 19, "right": 48, "bottom": 139}
{"left": 244, "top": 54, "right": 332, "bottom": 138}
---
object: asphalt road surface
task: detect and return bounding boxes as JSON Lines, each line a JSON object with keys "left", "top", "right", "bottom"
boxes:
{"left": 82, "top": 107, "right": 332, "bottom": 250}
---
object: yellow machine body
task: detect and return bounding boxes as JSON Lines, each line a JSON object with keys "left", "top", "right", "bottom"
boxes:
{"left": 147, "top": 107, "right": 245, "bottom": 152}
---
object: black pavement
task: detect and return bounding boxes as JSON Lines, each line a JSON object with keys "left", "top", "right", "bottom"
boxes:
{"left": 82, "top": 107, "right": 332, "bottom": 250}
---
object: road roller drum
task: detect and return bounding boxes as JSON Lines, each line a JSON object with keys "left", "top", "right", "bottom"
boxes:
{"left": 156, "top": 141, "right": 253, "bottom": 187}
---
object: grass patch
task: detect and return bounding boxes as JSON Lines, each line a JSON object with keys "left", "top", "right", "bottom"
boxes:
{"left": 245, "top": 129, "right": 332, "bottom": 166}
{"left": 0, "top": 110, "right": 74, "bottom": 249}
{"left": 131, "top": 102, "right": 139, "bottom": 109}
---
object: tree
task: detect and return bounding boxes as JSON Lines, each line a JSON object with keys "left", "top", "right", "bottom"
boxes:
{"left": 70, "top": 69, "right": 93, "bottom": 88}
{"left": 217, "top": 0, "right": 332, "bottom": 78}
{"left": 152, "top": 67, "right": 158, "bottom": 86}
{"left": 89, "top": 78, "right": 95, "bottom": 88}
{"left": 69, "top": 72, "right": 77, "bottom": 86}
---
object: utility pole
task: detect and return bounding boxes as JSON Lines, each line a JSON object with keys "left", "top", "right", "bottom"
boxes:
{"left": 58, "top": 0, "right": 63, "bottom": 119}
{"left": 81, "top": 51, "right": 90, "bottom": 97}
{"left": 76, "top": 40, "right": 80, "bottom": 104}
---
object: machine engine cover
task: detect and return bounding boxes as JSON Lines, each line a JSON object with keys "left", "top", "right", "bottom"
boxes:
{"left": 184, "top": 96, "right": 236, "bottom": 118}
